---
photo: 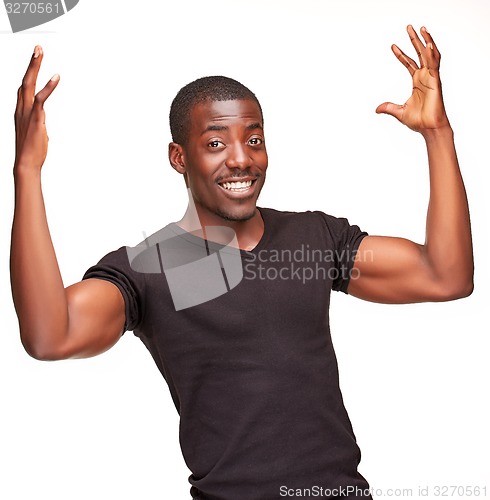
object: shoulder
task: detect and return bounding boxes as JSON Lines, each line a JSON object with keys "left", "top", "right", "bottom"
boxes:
{"left": 259, "top": 206, "right": 351, "bottom": 231}
{"left": 259, "top": 206, "right": 367, "bottom": 250}
{"left": 258, "top": 206, "right": 331, "bottom": 221}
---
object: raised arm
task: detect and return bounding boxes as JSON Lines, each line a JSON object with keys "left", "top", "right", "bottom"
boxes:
{"left": 348, "top": 26, "right": 474, "bottom": 303}
{"left": 10, "top": 47, "right": 125, "bottom": 360}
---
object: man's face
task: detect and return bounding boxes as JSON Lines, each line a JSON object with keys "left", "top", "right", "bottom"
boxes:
{"left": 178, "top": 99, "right": 268, "bottom": 223}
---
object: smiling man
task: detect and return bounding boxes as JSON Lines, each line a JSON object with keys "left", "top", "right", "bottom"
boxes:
{"left": 10, "top": 26, "right": 473, "bottom": 499}
{"left": 168, "top": 88, "right": 268, "bottom": 249}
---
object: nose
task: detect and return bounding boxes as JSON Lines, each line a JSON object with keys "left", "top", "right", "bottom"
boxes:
{"left": 225, "top": 142, "right": 251, "bottom": 170}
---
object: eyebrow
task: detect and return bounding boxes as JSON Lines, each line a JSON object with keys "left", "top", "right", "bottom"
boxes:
{"left": 246, "top": 122, "right": 263, "bottom": 131}
{"left": 200, "top": 122, "right": 263, "bottom": 136}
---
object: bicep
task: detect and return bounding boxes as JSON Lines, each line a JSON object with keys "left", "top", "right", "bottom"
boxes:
{"left": 347, "top": 235, "right": 445, "bottom": 303}
{"left": 60, "top": 278, "right": 126, "bottom": 359}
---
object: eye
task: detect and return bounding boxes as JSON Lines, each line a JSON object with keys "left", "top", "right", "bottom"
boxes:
{"left": 208, "top": 140, "right": 224, "bottom": 149}
{"left": 248, "top": 137, "right": 263, "bottom": 146}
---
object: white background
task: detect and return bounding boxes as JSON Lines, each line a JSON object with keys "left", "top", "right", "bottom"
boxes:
{"left": 1, "top": 0, "right": 489, "bottom": 498}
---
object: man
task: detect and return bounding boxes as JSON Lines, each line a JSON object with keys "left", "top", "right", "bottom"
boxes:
{"left": 10, "top": 26, "right": 473, "bottom": 499}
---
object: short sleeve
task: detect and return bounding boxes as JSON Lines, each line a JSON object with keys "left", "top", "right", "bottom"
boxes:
{"left": 316, "top": 212, "right": 368, "bottom": 294}
{"left": 82, "top": 246, "right": 145, "bottom": 333}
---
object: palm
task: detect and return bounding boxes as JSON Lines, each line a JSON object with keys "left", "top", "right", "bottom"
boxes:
{"left": 376, "top": 26, "right": 450, "bottom": 134}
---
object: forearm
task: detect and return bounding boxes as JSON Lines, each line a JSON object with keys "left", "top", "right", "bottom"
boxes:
{"left": 10, "top": 166, "right": 69, "bottom": 358}
{"left": 423, "top": 126, "right": 473, "bottom": 295}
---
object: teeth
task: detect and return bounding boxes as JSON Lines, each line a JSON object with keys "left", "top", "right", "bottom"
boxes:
{"left": 221, "top": 180, "right": 253, "bottom": 191}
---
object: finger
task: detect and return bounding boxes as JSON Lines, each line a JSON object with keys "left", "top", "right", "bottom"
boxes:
{"left": 392, "top": 44, "right": 418, "bottom": 76}
{"left": 32, "top": 74, "right": 60, "bottom": 121}
{"left": 21, "top": 45, "right": 44, "bottom": 110}
{"left": 420, "top": 26, "right": 441, "bottom": 70}
{"left": 425, "top": 41, "right": 439, "bottom": 77}
{"left": 376, "top": 102, "right": 405, "bottom": 122}
{"left": 15, "top": 85, "right": 24, "bottom": 120}
{"left": 407, "top": 24, "right": 427, "bottom": 68}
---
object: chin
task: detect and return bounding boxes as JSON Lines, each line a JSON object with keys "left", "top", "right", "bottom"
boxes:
{"left": 215, "top": 206, "right": 257, "bottom": 223}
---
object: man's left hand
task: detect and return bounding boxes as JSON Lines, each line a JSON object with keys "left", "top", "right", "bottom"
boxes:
{"left": 376, "top": 25, "right": 451, "bottom": 136}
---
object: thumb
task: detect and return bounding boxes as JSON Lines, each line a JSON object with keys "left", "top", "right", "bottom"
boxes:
{"left": 376, "top": 102, "right": 405, "bottom": 121}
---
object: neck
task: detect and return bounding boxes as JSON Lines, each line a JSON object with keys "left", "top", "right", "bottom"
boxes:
{"left": 177, "top": 202, "right": 264, "bottom": 252}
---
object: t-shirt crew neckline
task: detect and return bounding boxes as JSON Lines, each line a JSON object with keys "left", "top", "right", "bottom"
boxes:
{"left": 167, "top": 206, "right": 271, "bottom": 256}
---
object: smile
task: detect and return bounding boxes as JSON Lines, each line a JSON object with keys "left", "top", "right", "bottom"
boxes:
{"left": 219, "top": 180, "right": 254, "bottom": 192}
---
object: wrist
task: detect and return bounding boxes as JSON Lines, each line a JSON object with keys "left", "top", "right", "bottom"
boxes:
{"left": 421, "top": 124, "right": 454, "bottom": 143}
{"left": 13, "top": 162, "right": 42, "bottom": 183}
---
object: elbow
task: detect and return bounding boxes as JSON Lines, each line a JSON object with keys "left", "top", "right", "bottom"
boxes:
{"left": 462, "top": 273, "right": 474, "bottom": 297}
{"left": 449, "top": 265, "right": 475, "bottom": 300}
{"left": 427, "top": 258, "right": 474, "bottom": 301}
{"left": 456, "top": 279, "right": 474, "bottom": 299}
{"left": 446, "top": 282, "right": 473, "bottom": 301}
{"left": 22, "top": 342, "right": 60, "bottom": 361}
{"left": 436, "top": 277, "right": 474, "bottom": 301}
{"left": 20, "top": 330, "right": 66, "bottom": 361}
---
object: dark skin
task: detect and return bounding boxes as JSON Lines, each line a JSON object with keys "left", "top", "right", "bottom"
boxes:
{"left": 11, "top": 46, "right": 126, "bottom": 360}
{"left": 350, "top": 25, "right": 473, "bottom": 302}
{"left": 10, "top": 26, "right": 473, "bottom": 361}
{"left": 168, "top": 99, "right": 268, "bottom": 251}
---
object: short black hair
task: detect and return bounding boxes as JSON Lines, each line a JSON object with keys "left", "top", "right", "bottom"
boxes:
{"left": 169, "top": 76, "right": 263, "bottom": 146}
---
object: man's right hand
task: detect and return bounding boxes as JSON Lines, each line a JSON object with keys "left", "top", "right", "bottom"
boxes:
{"left": 11, "top": 47, "right": 126, "bottom": 361}
{"left": 14, "top": 45, "right": 60, "bottom": 172}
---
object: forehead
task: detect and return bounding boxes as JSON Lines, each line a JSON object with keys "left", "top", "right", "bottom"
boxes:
{"left": 189, "top": 99, "right": 263, "bottom": 132}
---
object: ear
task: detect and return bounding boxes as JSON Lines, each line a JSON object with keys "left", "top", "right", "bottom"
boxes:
{"left": 168, "top": 142, "right": 186, "bottom": 175}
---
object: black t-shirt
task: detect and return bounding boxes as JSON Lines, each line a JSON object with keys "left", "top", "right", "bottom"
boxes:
{"left": 83, "top": 207, "right": 371, "bottom": 499}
